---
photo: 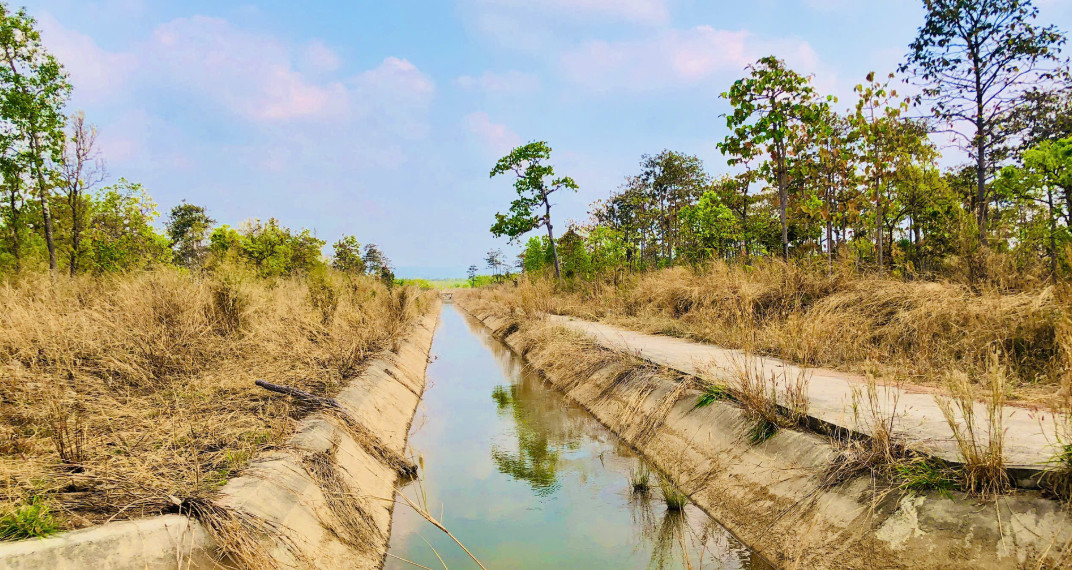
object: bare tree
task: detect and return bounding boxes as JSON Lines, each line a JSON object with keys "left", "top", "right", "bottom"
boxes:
{"left": 59, "top": 111, "right": 105, "bottom": 275}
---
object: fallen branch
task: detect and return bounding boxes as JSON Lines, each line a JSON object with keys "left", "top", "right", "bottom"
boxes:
{"left": 255, "top": 380, "right": 342, "bottom": 410}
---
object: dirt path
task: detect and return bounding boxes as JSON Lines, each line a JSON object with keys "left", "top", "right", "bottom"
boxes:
{"left": 550, "top": 315, "right": 1064, "bottom": 471}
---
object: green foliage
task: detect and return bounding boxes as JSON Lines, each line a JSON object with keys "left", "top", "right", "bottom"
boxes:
{"left": 166, "top": 201, "right": 214, "bottom": 268}
{"left": 209, "top": 218, "right": 325, "bottom": 278}
{"left": 747, "top": 418, "right": 779, "bottom": 445}
{"left": 893, "top": 461, "right": 956, "bottom": 496}
{"left": 695, "top": 384, "right": 731, "bottom": 408}
{"left": 0, "top": 497, "right": 58, "bottom": 541}
{"left": 86, "top": 179, "right": 170, "bottom": 273}
{"left": 490, "top": 141, "right": 578, "bottom": 279}
{"left": 902, "top": 0, "right": 1066, "bottom": 239}
{"left": 331, "top": 235, "right": 365, "bottom": 274}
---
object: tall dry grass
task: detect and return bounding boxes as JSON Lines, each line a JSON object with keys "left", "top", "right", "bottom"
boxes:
{"left": 468, "top": 260, "right": 1067, "bottom": 402}
{"left": 0, "top": 266, "right": 426, "bottom": 532}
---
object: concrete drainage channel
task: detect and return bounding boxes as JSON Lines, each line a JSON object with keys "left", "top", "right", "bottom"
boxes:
{"left": 0, "top": 300, "right": 441, "bottom": 570}
{"left": 452, "top": 297, "right": 1072, "bottom": 569}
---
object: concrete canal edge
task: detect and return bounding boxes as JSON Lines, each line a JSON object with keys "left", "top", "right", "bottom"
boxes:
{"left": 453, "top": 298, "right": 1072, "bottom": 570}
{"left": 0, "top": 298, "right": 441, "bottom": 570}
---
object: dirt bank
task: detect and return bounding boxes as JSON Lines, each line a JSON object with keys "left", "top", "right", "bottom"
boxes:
{"left": 0, "top": 298, "right": 440, "bottom": 569}
{"left": 454, "top": 293, "right": 1072, "bottom": 569}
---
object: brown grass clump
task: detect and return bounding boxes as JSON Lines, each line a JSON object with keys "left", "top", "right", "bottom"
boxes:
{"left": 936, "top": 351, "right": 1011, "bottom": 497}
{"left": 474, "top": 259, "right": 1065, "bottom": 402}
{"left": 0, "top": 266, "right": 426, "bottom": 533}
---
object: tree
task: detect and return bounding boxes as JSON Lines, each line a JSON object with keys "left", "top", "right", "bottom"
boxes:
{"left": 86, "top": 179, "right": 170, "bottom": 272}
{"left": 361, "top": 243, "right": 392, "bottom": 282}
{"left": 1003, "top": 68, "right": 1072, "bottom": 151}
{"left": 467, "top": 264, "right": 479, "bottom": 287}
{"left": 489, "top": 141, "right": 578, "bottom": 280}
{"left": 719, "top": 56, "right": 822, "bottom": 259}
{"left": 0, "top": 6, "right": 71, "bottom": 272}
{"left": 165, "top": 201, "right": 214, "bottom": 269}
{"left": 634, "top": 150, "right": 708, "bottom": 263}
{"left": 331, "top": 235, "right": 365, "bottom": 274}
{"left": 485, "top": 248, "right": 505, "bottom": 282}
{"left": 902, "top": 0, "right": 1066, "bottom": 243}
{"left": 59, "top": 111, "right": 104, "bottom": 275}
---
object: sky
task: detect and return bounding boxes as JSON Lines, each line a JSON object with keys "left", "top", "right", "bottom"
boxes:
{"left": 20, "top": 0, "right": 1072, "bottom": 278}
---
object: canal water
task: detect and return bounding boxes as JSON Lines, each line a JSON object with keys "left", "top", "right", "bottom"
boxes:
{"left": 385, "top": 305, "right": 767, "bottom": 569}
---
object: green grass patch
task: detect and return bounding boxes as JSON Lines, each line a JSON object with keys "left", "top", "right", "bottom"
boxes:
{"left": 894, "top": 460, "right": 957, "bottom": 496}
{"left": 659, "top": 476, "right": 688, "bottom": 511}
{"left": 747, "top": 418, "right": 778, "bottom": 444}
{"left": 0, "top": 497, "right": 59, "bottom": 541}
{"left": 695, "top": 384, "right": 731, "bottom": 408}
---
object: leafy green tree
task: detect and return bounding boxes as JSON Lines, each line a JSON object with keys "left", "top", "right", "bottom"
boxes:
{"left": 489, "top": 141, "right": 578, "bottom": 280}
{"left": 556, "top": 227, "right": 590, "bottom": 279}
{"left": 331, "top": 235, "right": 365, "bottom": 274}
{"left": 0, "top": 6, "right": 71, "bottom": 272}
{"left": 86, "top": 179, "right": 170, "bottom": 272}
{"left": 467, "top": 264, "right": 479, "bottom": 287}
{"left": 902, "top": 0, "right": 1066, "bottom": 243}
{"left": 719, "top": 56, "right": 822, "bottom": 259}
{"left": 165, "top": 201, "right": 214, "bottom": 269}
{"left": 361, "top": 243, "right": 392, "bottom": 283}
{"left": 850, "top": 72, "right": 933, "bottom": 269}
{"left": 210, "top": 218, "right": 324, "bottom": 277}
{"left": 678, "top": 190, "right": 740, "bottom": 263}
{"left": 0, "top": 155, "right": 26, "bottom": 271}
{"left": 521, "top": 236, "right": 548, "bottom": 274}
{"left": 634, "top": 150, "right": 708, "bottom": 263}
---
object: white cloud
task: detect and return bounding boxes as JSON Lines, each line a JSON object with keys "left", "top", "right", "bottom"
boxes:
{"left": 463, "top": 111, "right": 521, "bottom": 155}
{"left": 560, "top": 26, "right": 824, "bottom": 93}
{"left": 473, "top": 0, "right": 669, "bottom": 24}
{"left": 147, "top": 16, "right": 351, "bottom": 122}
{"left": 456, "top": 70, "right": 539, "bottom": 94}
{"left": 302, "top": 40, "right": 342, "bottom": 73}
{"left": 37, "top": 12, "right": 137, "bottom": 104}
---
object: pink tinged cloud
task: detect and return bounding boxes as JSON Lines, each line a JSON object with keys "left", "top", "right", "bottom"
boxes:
{"left": 148, "top": 16, "right": 350, "bottom": 122}
{"left": 560, "top": 26, "right": 824, "bottom": 93}
{"left": 463, "top": 111, "right": 522, "bottom": 155}
{"left": 36, "top": 12, "right": 137, "bottom": 104}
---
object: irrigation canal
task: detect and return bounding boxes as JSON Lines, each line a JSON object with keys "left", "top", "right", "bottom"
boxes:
{"left": 385, "top": 304, "right": 770, "bottom": 569}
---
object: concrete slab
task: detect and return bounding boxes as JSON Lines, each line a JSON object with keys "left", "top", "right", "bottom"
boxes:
{"left": 549, "top": 315, "right": 1065, "bottom": 470}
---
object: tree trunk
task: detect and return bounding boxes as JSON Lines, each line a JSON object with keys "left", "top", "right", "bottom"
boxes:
{"left": 974, "top": 62, "right": 988, "bottom": 245}
{"left": 1048, "top": 186, "right": 1057, "bottom": 281}
{"left": 28, "top": 136, "right": 56, "bottom": 273}
{"left": 7, "top": 183, "right": 20, "bottom": 273}
{"left": 875, "top": 177, "right": 884, "bottom": 271}
{"left": 69, "top": 189, "right": 80, "bottom": 276}
{"left": 776, "top": 154, "right": 789, "bottom": 261}
{"left": 544, "top": 197, "right": 561, "bottom": 280}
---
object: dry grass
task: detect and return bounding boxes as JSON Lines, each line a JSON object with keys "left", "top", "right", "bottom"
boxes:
{"left": 474, "top": 260, "right": 1067, "bottom": 403}
{"left": 0, "top": 266, "right": 426, "bottom": 533}
{"left": 937, "top": 351, "right": 1011, "bottom": 497}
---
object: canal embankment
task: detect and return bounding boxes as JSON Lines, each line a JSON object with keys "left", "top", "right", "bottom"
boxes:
{"left": 0, "top": 299, "right": 440, "bottom": 570}
{"left": 454, "top": 290, "right": 1072, "bottom": 569}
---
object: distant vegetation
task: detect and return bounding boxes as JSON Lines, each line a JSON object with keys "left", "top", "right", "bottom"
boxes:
{"left": 483, "top": 1, "right": 1071, "bottom": 285}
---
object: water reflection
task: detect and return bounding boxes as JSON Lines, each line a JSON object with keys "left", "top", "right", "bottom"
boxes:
{"left": 385, "top": 306, "right": 769, "bottom": 569}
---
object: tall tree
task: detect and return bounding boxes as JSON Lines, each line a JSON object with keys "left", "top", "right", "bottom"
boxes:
{"left": 902, "top": 0, "right": 1065, "bottom": 243}
{"left": 165, "top": 201, "right": 214, "bottom": 268}
{"left": 60, "top": 111, "right": 104, "bottom": 274}
{"left": 331, "top": 235, "right": 365, "bottom": 274}
{"left": 489, "top": 141, "right": 578, "bottom": 280}
{"left": 0, "top": 6, "right": 71, "bottom": 272}
{"left": 719, "top": 56, "right": 822, "bottom": 259}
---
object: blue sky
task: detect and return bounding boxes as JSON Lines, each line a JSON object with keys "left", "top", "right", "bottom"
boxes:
{"left": 22, "top": 0, "right": 1072, "bottom": 277}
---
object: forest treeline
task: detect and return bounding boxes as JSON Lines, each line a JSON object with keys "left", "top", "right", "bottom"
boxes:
{"left": 0, "top": 5, "right": 393, "bottom": 282}
{"left": 496, "top": 1, "right": 1072, "bottom": 290}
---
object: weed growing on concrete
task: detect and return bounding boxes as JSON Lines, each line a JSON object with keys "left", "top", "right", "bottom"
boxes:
{"left": 0, "top": 497, "right": 58, "bottom": 541}
{"left": 695, "top": 383, "right": 731, "bottom": 408}
{"left": 893, "top": 459, "right": 957, "bottom": 496}
{"left": 659, "top": 476, "right": 688, "bottom": 511}
{"left": 936, "top": 350, "right": 1011, "bottom": 497}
